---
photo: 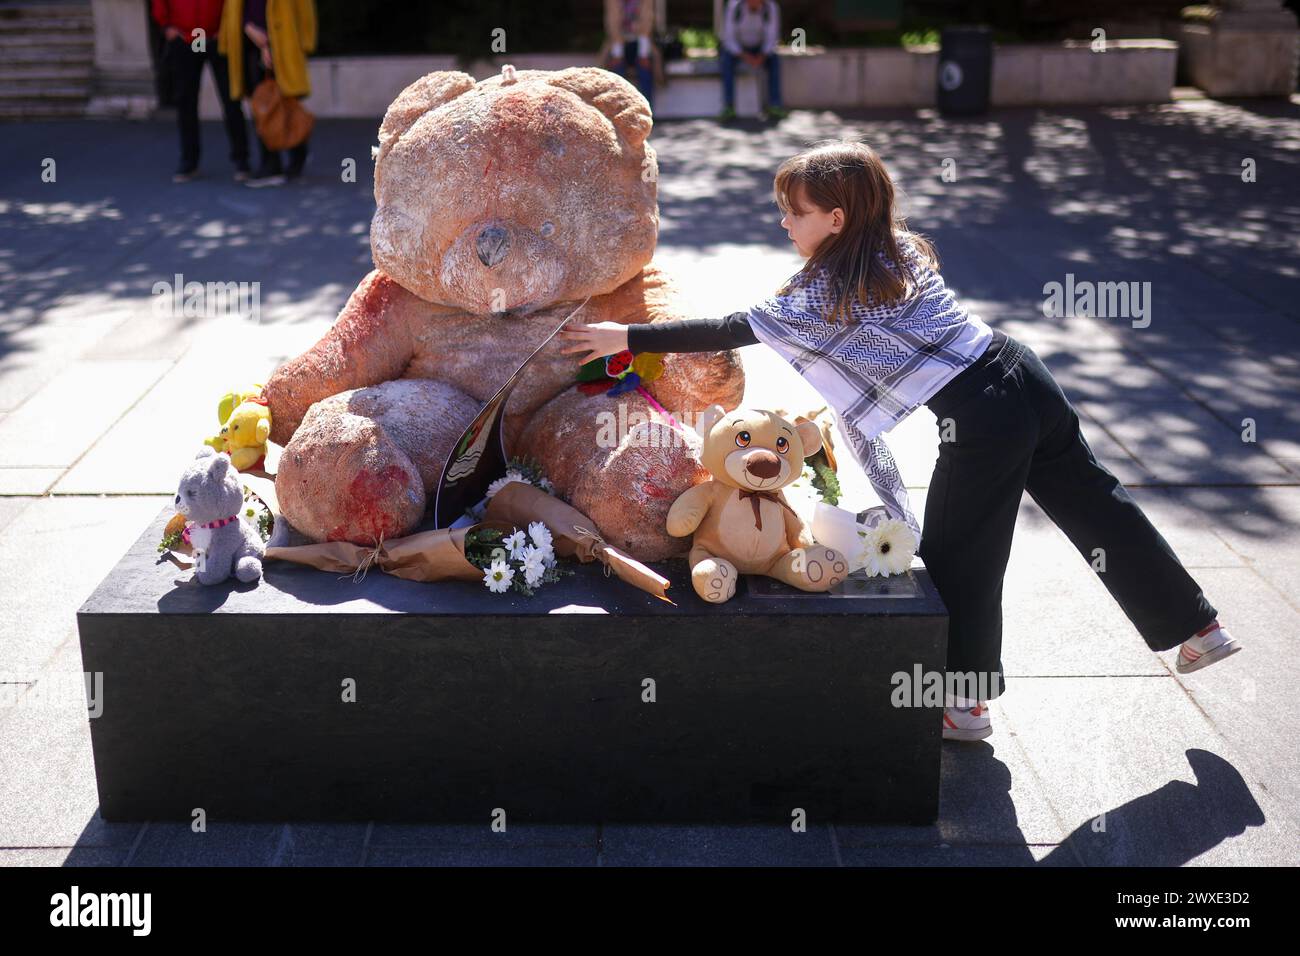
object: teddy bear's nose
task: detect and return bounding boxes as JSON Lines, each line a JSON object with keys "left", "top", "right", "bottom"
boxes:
{"left": 744, "top": 450, "right": 781, "bottom": 479}
{"left": 476, "top": 224, "right": 510, "bottom": 267}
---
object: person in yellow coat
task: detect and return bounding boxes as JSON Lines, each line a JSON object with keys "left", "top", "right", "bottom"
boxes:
{"left": 219, "top": 0, "right": 316, "bottom": 186}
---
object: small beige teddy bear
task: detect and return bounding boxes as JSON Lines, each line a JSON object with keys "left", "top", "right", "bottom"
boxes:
{"left": 667, "top": 405, "right": 850, "bottom": 603}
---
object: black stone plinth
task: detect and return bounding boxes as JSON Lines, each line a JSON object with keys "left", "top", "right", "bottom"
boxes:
{"left": 76, "top": 506, "right": 949, "bottom": 824}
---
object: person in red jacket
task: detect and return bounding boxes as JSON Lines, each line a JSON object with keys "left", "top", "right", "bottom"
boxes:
{"left": 152, "top": 0, "right": 250, "bottom": 182}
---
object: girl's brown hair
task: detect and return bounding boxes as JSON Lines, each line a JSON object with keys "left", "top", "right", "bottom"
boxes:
{"left": 774, "top": 139, "right": 937, "bottom": 324}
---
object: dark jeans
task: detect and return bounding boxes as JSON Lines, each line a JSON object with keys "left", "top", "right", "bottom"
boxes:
{"left": 919, "top": 329, "right": 1218, "bottom": 701}
{"left": 242, "top": 36, "right": 308, "bottom": 174}
{"left": 165, "top": 37, "right": 248, "bottom": 170}
{"left": 720, "top": 44, "right": 782, "bottom": 109}
{"left": 605, "top": 38, "right": 654, "bottom": 112}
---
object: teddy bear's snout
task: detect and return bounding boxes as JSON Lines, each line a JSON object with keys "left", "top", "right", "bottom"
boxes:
{"left": 744, "top": 450, "right": 782, "bottom": 480}
{"left": 476, "top": 224, "right": 510, "bottom": 267}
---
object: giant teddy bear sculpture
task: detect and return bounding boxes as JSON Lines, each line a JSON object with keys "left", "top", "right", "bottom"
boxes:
{"left": 263, "top": 65, "right": 745, "bottom": 561}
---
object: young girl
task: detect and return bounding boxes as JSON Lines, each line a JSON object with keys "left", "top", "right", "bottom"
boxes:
{"left": 558, "top": 140, "right": 1240, "bottom": 742}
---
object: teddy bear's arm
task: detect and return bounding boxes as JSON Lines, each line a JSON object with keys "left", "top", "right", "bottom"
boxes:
{"left": 263, "top": 271, "right": 418, "bottom": 447}
{"left": 783, "top": 496, "right": 816, "bottom": 552}
{"left": 666, "top": 481, "right": 715, "bottom": 537}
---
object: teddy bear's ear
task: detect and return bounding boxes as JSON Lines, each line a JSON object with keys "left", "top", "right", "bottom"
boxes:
{"left": 195, "top": 446, "right": 216, "bottom": 459}
{"left": 795, "top": 419, "right": 823, "bottom": 457}
{"left": 377, "top": 71, "right": 477, "bottom": 162}
{"left": 694, "top": 404, "right": 726, "bottom": 439}
{"left": 547, "top": 67, "right": 653, "bottom": 149}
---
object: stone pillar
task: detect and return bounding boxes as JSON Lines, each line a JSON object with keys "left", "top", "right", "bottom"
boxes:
{"left": 1181, "top": 0, "right": 1299, "bottom": 97}
{"left": 88, "top": 0, "right": 156, "bottom": 117}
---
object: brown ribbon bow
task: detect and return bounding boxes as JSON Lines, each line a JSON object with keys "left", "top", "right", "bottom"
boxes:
{"left": 736, "top": 488, "right": 799, "bottom": 531}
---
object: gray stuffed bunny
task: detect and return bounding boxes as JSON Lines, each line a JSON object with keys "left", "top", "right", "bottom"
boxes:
{"left": 175, "top": 447, "right": 265, "bottom": 585}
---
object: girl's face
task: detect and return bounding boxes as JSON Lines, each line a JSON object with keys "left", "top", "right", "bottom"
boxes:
{"left": 780, "top": 184, "right": 843, "bottom": 258}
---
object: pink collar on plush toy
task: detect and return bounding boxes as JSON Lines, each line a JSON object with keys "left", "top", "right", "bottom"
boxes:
{"left": 181, "top": 514, "right": 240, "bottom": 545}
{"left": 197, "top": 514, "right": 240, "bottom": 529}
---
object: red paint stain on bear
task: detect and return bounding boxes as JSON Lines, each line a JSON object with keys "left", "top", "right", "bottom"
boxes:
{"left": 638, "top": 464, "right": 674, "bottom": 500}
{"left": 327, "top": 464, "right": 411, "bottom": 544}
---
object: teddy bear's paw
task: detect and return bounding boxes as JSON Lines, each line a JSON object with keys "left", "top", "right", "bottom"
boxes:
{"left": 235, "top": 555, "right": 263, "bottom": 583}
{"left": 647, "top": 351, "right": 746, "bottom": 419}
{"left": 691, "top": 556, "right": 738, "bottom": 604}
{"left": 773, "top": 546, "right": 849, "bottom": 592}
{"left": 526, "top": 392, "right": 707, "bottom": 562}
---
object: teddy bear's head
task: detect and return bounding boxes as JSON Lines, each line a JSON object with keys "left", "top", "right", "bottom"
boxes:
{"left": 370, "top": 64, "right": 658, "bottom": 316}
{"left": 695, "top": 405, "right": 822, "bottom": 493}
{"left": 175, "top": 447, "right": 244, "bottom": 523}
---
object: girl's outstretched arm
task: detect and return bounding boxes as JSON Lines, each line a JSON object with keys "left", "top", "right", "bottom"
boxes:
{"left": 558, "top": 313, "right": 758, "bottom": 364}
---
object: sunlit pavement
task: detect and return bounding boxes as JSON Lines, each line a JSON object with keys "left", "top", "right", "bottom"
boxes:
{"left": 1, "top": 95, "right": 1297, "bottom": 865}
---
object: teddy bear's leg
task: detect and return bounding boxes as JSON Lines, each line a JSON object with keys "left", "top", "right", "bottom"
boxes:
{"left": 276, "top": 399, "right": 426, "bottom": 545}
{"left": 767, "top": 545, "right": 850, "bottom": 593}
{"left": 194, "top": 561, "right": 227, "bottom": 587}
{"left": 689, "top": 543, "right": 738, "bottom": 604}
{"left": 516, "top": 388, "right": 711, "bottom": 562}
{"left": 276, "top": 379, "right": 481, "bottom": 545}
{"left": 234, "top": 552, "right": 263, "bottom": 583}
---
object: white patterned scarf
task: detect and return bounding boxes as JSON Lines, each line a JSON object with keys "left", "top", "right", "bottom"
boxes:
{"left": 745, "top": 240, "right": 993, "bottom": 537}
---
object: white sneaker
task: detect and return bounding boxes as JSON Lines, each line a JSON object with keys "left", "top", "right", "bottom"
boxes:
{"left": 942, "top": 695, "right": 992, "bottom": 741}
{"left": 1176, "top": 623, "right": 1241, "bottom": 674}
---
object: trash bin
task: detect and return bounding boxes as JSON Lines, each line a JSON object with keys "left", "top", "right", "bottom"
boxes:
{"left": 937, "top": 26, "right": 992, "bottom": 116}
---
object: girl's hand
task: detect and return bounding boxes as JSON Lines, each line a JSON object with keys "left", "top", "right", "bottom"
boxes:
{"left": 556, "top": 321, "right": 629, "bottom": 366}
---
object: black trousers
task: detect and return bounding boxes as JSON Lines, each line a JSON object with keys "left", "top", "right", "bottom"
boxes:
{"left": 242, "top": 36, "right": 308, "bottom": 174}
{"left": 165, "top": 37, "right": 248, "bottom": 170}
{"left": 919, "top": 330, "right": 1218, "bottom": 701}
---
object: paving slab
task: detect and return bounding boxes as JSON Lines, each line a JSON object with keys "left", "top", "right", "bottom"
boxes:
{"left": 125, "top": 823, "right": 284, "bottom": 867}
{"left": 598, "top": 823, "right": 838, "bottom": 866}
{"left": 0, "top": 494, "right": 168, "bottom": 681}
{"left": 995, "top": 677, "right": 1295, "bottom": 866}
{"left": 366, "top": 846, "right": 598, "bottom": 866}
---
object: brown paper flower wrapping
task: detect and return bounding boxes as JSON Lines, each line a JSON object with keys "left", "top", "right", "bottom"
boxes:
{"left": 263, "top": 519, "right": 517, "bottom": 583}
{"left": 484, "top": 481, "right": 674, "bottom": 603}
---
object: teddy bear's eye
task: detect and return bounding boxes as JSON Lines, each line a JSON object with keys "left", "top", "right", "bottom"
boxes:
{"left": 775, "top": 436, "right": 789, "bottom": 454}
{"left": 735, "top": 431, "right": 751, "bottom": 448}
{"left": 540, "top": 221, "right": 555, "bottom": 238}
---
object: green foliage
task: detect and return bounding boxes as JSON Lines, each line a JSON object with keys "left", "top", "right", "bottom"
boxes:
{"left": 678, "top": 27, "right": 717, "bottom": 51}
{"left": 808, "top": 451, "right": 841, "bottom": 506}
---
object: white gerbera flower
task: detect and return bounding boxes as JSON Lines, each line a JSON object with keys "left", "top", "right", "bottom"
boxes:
{"left": 483, "top": 558, "right": 514, "bottom": 593}
{"left": 859, "top": 520, "right": 917, "bottom": 577}
{"left": 502, "top": 529, "right": 527, "bottom": 561}
{"left": 528, "top": 520, "right": 553, "bottom": 552}
{"left": 486, "top": 470, "right": 530, "bottom": 499}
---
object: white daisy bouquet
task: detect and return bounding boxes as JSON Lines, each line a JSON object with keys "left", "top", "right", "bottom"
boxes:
{"left": 466, "top": 519, "right": 573, "bottom": 597}
{"left": 465, "top": 456, "right": 556, "bottom": 522}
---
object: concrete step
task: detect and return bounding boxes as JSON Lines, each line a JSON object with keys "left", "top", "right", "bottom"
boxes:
{"left": 0, "top": 15, "right": 94, "bottom": 33}
{"left": 0, "top": 101, "right": 87, "bottom": 120}
{"left": 0, "top": 3, "right": 92, "bottom": 18}
{"left": 0, "top": 44, "right": 93, "bottom": 64}
{"left": 0, "top": 84, "right": 90, "bottom": 102}
{"left": 0, "top": 31, "right": 94, "bottom": 49}
{"left": 0, "top": 66, "right": 93, "bottom": 87}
